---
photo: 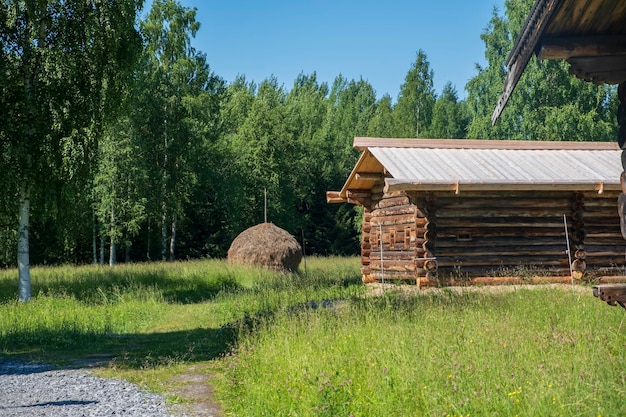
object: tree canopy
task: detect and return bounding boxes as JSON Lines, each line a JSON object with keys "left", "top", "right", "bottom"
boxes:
{"left": 1, "top": 0, "right": 621, "bottom": 290}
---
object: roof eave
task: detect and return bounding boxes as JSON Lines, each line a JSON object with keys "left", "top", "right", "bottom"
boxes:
{"left": 491, "top": 0, "right": 563, "bottom": 124}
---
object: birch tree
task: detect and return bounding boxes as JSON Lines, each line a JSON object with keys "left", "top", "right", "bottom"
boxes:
{"left": 139, "top": 0, "right": 213, "bottom": 260}
{"left": 2, "top": 0, "right": 143, "bottom": 301}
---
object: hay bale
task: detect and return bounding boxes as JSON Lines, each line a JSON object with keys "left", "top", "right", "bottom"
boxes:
{"left": 227, "top": 223, "right": 302, "bottom": 272}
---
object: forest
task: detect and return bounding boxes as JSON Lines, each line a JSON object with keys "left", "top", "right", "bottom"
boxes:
{"left": 0, "top": 0, "right": 619, "bottom": 277}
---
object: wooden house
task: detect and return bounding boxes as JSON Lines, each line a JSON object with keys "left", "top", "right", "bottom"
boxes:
{"left": 327, "top": 137, "right": 626, "bottom": 287}
{"left": 490, "top": 0, "right": 626, "bottom": 302}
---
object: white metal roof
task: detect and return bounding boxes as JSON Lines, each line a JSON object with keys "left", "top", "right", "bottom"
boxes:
{"left": 373, "top": 147, "right": 621, "bottom": 186}
{"left": 327, "top": 138, "right": 623, "bottom": 203}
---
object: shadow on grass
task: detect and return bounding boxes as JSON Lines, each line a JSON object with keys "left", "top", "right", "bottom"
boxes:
{"left": 0, "top": 323, "right": 241, "bottom": 372}
{"left": 0, "top": 270, "right": 242, "bottom": 305}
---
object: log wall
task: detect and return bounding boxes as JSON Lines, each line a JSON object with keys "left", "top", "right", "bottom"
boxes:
{"left": 363, "top": 185, "right": 422, "bottom": 283}
{"left": 360, "top": 189, "right": 626, "bottom": 285}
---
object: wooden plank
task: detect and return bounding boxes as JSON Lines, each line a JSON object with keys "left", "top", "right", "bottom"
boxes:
{"left": 538, "top": 35, "right": 626, "bottom": 59}
{"left": 593, "top": 284, "right": 626, "bottom": 308}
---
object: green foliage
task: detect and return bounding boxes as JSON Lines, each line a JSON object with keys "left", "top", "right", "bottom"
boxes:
{"left": 393, "top": 50, "right": 436, "bottom": 138}
{"left": 429, "top": 83, "right": 469, "bottom": 138}
{"left": 466, "top": 1, "right": 618, "bottom": 141}
{"left": 1, "top": 0, "right": 622, "bottom": 269}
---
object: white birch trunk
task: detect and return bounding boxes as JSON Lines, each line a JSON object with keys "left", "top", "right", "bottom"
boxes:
{"left": 18, "top": 185, "right": 31, "bottom": 302}
{"left": 100, "top": 235, "right": 104, "bottom": 266}
{"left": 92, "top": 209, "right": 98, "bottom": 264}
{"left": 109, "top": 238, "right": 116, "bottom": 266}
{"left": 169, "top": 213, "right": 176, "bottom": 261}
{"left": 109, "top": 208, "right": 116, "bottom": 266}
{"left": 146, "top": 223, "right": 151, "bottom": 260}
{"left": 161, "top": 203, "right": 167, "bottom": 261}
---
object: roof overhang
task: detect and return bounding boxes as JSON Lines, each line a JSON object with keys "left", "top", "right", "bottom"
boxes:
{"left": 327, "top": 138, "right": 621, "bottom": 204}
{"left": 492, "top": 0, "right": 626, "bottom": 124}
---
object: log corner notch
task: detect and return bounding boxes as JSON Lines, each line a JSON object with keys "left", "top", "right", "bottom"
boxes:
{"left": 593, "top": 284, "right": 626, "bottom": 309}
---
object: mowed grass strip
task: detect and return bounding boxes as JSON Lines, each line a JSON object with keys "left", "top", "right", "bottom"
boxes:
{"left": 0, "top": 258, "right": 624, "bottom": 416}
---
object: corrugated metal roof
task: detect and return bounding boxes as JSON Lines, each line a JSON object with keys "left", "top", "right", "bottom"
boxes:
{"left": 372, "top": 147, "right": 621, "bottom": 185}
{"left": 327, "top": 138, "right": 623, "bottom": 203}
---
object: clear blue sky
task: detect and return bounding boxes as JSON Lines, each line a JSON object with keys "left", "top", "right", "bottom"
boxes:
{"left": 142, "top": 1, "right": 506, "bottom": 101}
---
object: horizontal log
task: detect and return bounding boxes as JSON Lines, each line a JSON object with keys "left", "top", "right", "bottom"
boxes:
{"left": 584, "top": 258, "right": 626, "bottom": 267}
{"left": 582, "top": 237, "right": 626, "bottom": 245}
{"left": 437, "top": 217, "right": 569, "bottom": 228}
{"left": 371, "top": 204, "right": 416, "bottom": 217}
{"left": 372, "top": 242, "right": 419, "bottom": 252}
{"left": 437, "top": 208, "right": 572, "bottom": 218}
{"left": 367, "top": 271, "right": 417, "bottom": 281}
{"left": 437, "top": 228, "right": 569, "bottom": 238}
{"left": 435, "top": 247, "right": 569, "bottom": 257}
{"left": 382, "top": 191, "right": 409, "bottom": 199}
{"left": 435, "top": 257, "right": 571, "bottom": 268}
{"left": 374, "top": 196, "right": 410, "bottom": 209}
{"left": 429, "top": 276, "right": 575, "bottom": 286}
{"left": 435, "top": 237, "right": 568, "bottom": 248}
{"left": 435, "top": 266, "right": 571, "bottom": 278}
{"left": 371, "top": 214, "right": 424, "bottom": 227}
{"left": 370, "top": 250, "right": 416, "bottom": 261}
{"left": 583, "top": 244, "right": 626, "bottom": 253}
{"left": 355, "top": 172, "right": 385, "bottom": 181}
{"left": 369, "top": 260, "right": 415, "bottom": 272}
{"left": 347, "top": 190, "right": 371, "bottom": 199}
{"left": 583, "top": 218, "right": 623, "bottom": 227}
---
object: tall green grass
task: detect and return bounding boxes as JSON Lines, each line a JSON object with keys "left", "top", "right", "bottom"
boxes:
{"left": 215, "top": 287, "right": 626, "bottom": 417}
{"left": 0, "top": 258, "right": 624, "bottom": 416}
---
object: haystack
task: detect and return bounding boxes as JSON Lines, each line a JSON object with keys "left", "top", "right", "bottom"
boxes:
{"left": 227, "top": 223, "right": 302, "bottom": 272}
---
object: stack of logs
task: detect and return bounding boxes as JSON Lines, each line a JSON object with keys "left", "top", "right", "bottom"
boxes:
{"left": 570, "top": 192, "right": 586, "bottom": 279}
{"left": 619, "top": 82, "right": 626, "bottom": 238}
{"left": 360, "top": 182, "right": 438, "bottom": 283}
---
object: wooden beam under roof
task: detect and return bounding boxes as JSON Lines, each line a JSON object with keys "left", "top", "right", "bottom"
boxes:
{"left": 538, "top": 35, "right": 626, "bottom": 60}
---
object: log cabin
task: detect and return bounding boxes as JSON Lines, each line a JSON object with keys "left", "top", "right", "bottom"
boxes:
{"left": 327, "top": 137, "right": 626, "bottom": 287}
{"left": 490, "top": 0, "right": 626, "bottom": 305}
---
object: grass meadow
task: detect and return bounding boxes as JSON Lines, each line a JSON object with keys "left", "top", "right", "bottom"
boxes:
{"left": 0, "top": 257, "right": 624, "bottom": 416}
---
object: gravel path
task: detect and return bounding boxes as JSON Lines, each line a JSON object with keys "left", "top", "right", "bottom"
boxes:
{"left": 0, "top": 359, "right": 176, "bottom": 417}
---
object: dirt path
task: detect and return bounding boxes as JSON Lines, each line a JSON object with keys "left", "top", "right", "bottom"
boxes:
{"left": 165, "top": 364, "right": 222, "bottom": 417}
